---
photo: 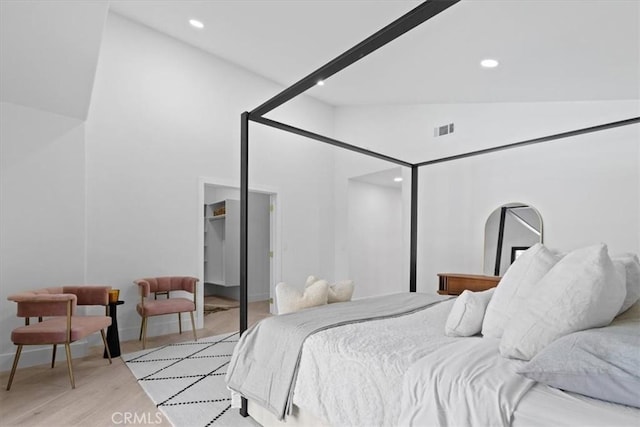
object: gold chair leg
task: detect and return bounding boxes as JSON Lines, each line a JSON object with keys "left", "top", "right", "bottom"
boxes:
{"left": 6, "top": 345, "right": 23, "bottom": 391}
{"left": 142, "top": 316, "right": 148, "bottom": 349}
{"left": 101, "top": 329, "right": 112, "bottom": 364}
{"left": 51, "top": 344, "right": 57, "bottom": 368}
{"left": 139, "top": 316, "right": 147, "bottom": 342}
{"left": 178, "top": 313, "right": 182, "bottom": 334}
{"left": 64, "top": 343, "right": 75, "bottom": 389}
{"left": 190, "top": 311, "right": 197, "bottom": 342}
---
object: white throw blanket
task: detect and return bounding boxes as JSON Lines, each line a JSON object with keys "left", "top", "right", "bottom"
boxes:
{"left": 398, "top": 338, "right": 535, "bottom": 427}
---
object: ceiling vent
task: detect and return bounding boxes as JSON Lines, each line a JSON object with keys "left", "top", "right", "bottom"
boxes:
{"left": 434, "top": 123, "right": 454, "bottom": 137}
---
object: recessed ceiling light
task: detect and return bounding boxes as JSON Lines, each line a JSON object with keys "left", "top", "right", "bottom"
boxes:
{"left": 480, "top": 59, "right": 499, "bottom": 68}
{"left": 394, "top": 177, "right": 403, "bottom": 182}
{"left": 189, "top": 19, "right": 204, "bottom": 29}
{"left": 316, "top": 80, "right": 325, "bottom": 86}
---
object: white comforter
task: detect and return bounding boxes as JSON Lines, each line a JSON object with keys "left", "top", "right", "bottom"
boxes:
{"left": 293, "top": 299, "right": 458, "bottom": 426}
{"left": 398, "top": 339, "right": 535, "bottom": 427}
{"left": 292, "top": 299, "right": 534, "bottom": 426}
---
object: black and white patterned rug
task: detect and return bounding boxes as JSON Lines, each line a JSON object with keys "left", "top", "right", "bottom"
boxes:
{"left": 124, "top": 332, "right": 259, "bottom": 427}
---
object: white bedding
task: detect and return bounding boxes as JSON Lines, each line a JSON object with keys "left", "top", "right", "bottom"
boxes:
{"left": 398, "top": 339, "right": 534, "bottom": 427}
{"left": 514, "top": 384, "right": 640, "bottom": 427}
{"left": 290, "top": 298, "right": 640, "bottom": 427}
{"left": 293, "top": 299, "right": 457, "bottom": 426}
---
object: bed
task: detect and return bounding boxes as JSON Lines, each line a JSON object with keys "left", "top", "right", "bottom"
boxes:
{"left": 228, "top": 295, "right": 640, "bottom": 427}
{"left": 227, "top": 244, "right": 640, "bottom": 426}
{"left": 231, "top": 1, "right": 640, "bottom": 424}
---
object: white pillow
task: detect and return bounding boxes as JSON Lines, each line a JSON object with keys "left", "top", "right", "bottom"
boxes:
{"left": 305, "top": 275, "right": 319, "bottom": 287}
{"left": 445, "top": 288, "right": 495, "bottom": 337}
{"left": 482, "top": 243, "right": 560, "bottom": 338}
{"left": 305, "top": 275, "right": 354, "bottom": 303}
{"left": 516, "top": 321, "right": 640, "bottom": 408}
{"left": 612, "top": 253, "right": 640, "bottom": 315}
{"left": 328, "top": 280, "right": 354, "bottom": 303}
{"left": 276, "top": 280, "right": 328, "bottom": 314}
{"left": 500, "top": 243, "right": 626, "bottom": 360}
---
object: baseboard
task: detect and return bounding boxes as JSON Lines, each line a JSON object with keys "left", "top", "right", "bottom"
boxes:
{"left": 249, "top": 292, "right": 269, "bottom": 303}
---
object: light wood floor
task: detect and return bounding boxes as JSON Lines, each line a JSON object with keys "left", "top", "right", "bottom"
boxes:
{"left": 0, "top": 299, "right": 270, "bottom": 427}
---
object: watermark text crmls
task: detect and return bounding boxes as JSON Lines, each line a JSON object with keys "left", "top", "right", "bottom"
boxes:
{"left": 111, "top": 411, "right": 164, "bottom": 425}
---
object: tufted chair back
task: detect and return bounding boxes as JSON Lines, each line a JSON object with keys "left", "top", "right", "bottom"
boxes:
{"left": 133, "top": 276, "right": 199, "bottom": 349}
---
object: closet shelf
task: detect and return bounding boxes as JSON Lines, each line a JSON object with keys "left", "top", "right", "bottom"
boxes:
{"left": 207, "top": 214, "right": 226, "bottom": 220}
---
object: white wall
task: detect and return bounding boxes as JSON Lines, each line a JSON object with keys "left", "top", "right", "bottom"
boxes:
{"left": 0, "top": 102, "right": 87, "bottom": 370}
{"left": 335, "top": 101, "right": 640, "bottom": 293}
{"left": 348, "top": 180, "right": 403, "bottom": 297}
{"left": 84, "top": 13, "right": 336, "bottom": 342}
{"left": 0, "top": 12, "right": 336, "bottom": 369}
{"left": 335, "top": 100, "right": 638, "bottom": 162}
{"left": 418, "top": 125, "right": 639, "bottom": 292}
{"left": 331, "top": 150, "right": 412, "bottom": 288}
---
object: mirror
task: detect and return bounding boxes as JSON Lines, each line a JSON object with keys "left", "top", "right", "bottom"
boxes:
{"left": 484, "top": 203, "right": 543, "bottom": 276}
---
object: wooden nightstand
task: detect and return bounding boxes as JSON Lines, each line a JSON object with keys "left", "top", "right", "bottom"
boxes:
{"left": 437, "top": 273, "right": 501, "bottom": 295}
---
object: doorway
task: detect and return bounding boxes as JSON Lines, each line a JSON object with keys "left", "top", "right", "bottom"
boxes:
{"left": 198, "top": 179, "right": 279, "bottom": 326}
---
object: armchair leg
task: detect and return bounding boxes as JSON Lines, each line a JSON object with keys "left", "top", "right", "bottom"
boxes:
{"left": 101, "top": 329, "right": 112, "bottom": 364}
{"left": 64, "top": 343, "right": 75, "bottom": 389}
{"left": 51, "top": 344, "right": 57, "bottom": 368}
{"left": 190, "top": 311, "right": 197, "bottom": 342}
{"left": 6, "top": 345, "right": 23, "bottom": 391}
{"left": 142, "top": 316, "right": 148, "bottom": 349}
{"left": 178, "top": 313, "right": 182, "bottom": 334}
{"left": 139, "top": 316, "right": 148, "bottom": 342}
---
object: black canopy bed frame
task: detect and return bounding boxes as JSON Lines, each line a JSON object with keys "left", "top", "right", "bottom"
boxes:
{"left": 237, "top": 0, "right": 639, "bottom": 415}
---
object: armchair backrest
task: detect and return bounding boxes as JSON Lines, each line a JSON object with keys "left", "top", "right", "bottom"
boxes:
{"left": 7, "top": 285, "right": 111, "bottom": 318}
{"left": 134, "top": 277, "right": 198, "bottom": 298}
{"left": 8, "top": 291, "right": 76, "bottom": 318}
{"left": 7, "top": 286, "right": 111, "bottom": 318}
{"left": 62, "top": 286, "right": 110, "bottom": 306}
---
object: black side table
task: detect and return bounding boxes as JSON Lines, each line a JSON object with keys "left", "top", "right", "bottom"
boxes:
{"left": 104, "top": 300, "right": 124, "bottom": 358}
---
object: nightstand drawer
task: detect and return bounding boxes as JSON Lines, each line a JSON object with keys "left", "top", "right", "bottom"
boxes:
{"left": 437, "top": 273, "right": 501, "bottom": 295}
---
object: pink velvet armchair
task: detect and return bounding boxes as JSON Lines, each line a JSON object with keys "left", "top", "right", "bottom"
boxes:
{"left": 134, "top": 276, "right": 198, "bottom": 349}
{"left": 6, "top": 286, "right": 113, "bottom": 390}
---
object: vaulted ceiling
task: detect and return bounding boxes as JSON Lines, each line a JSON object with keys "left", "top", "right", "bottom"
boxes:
{"left": 0, "top": 1, "right": 109, "bottom": 120}
{"left": 1, "top": 0, "right": 638, "bottom": 121}
{"left": 110, "top": 0, "right": 640, "bottom": 106}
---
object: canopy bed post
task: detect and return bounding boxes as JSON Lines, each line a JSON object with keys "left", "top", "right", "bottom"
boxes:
{"left": 240, "top": 111, "right": 249, "bottom": 335}
{"left": 410, "top": 165, "right": 419, "bottom": 292}
{"left": 240, "top": 111, "right": 249, "bottom": 417}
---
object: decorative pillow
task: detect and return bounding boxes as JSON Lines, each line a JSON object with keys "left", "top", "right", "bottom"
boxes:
{"left": 612, "top": 253, "right": 640, "bottom": 315}
{"left": 327, "top": 280, "right": 354, "bottom": 303}
{"left": 482, "top": 243, "right": 560, "bottom": 338}
{"left": 275, "top": 280, "right": 328, "bottom": 314}
{"left": 445, "top": 288, "right": 495, "bottom": 337}
{"left": 305, "top": 275, "right": 319, "bottom": 287}
{"left": 305, "top": 275, "right": 354, "bottom": 304}
{"left": 517, "top": 320, "right": 640, "bottom": 408}
{"left": 500, "top": 243, "right": 626, "bottom": 360}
